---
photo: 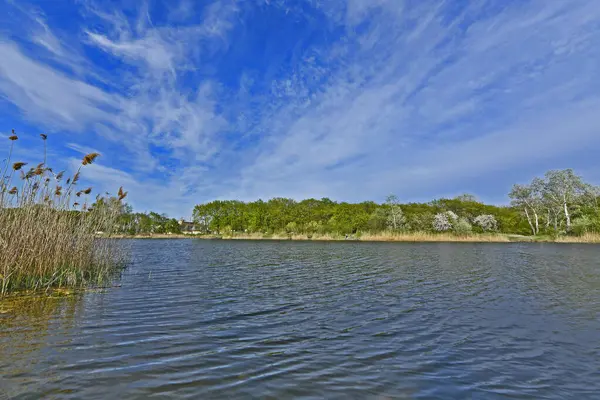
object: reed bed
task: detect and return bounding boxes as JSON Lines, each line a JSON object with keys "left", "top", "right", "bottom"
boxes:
{"left": 215, "top": 231, "right": 513, "bottom": 242}
{"left": 356, "top": 232, "right": 512, "bottom": 242}
{"left": 555, "top": 232, "right": 600, "bottom": 243}
{"left": 0, "top": 132, "right": 127, "bottom": 296}
{"left": 218, "top": 231, "right": 600, "bottom": 243}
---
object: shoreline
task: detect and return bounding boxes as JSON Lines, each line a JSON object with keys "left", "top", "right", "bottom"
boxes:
{"left": 104, "top": 232, "right": 600, "bottom": 244}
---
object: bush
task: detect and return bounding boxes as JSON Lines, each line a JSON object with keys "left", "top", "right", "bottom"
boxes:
{"left": 285, "top": 221, "right": 297, "bottom": 234}
{"left": 571, "top": 215, "right": 600, "bottom": 236}
{"left": 454, "top": 218, "right": 473, "bottom": 235}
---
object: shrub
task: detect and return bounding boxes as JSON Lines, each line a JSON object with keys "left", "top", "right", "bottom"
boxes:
{"left": 285, "top": 221, "right": 297, "bottom": 234}
{"left": 570, "top": 215, "right": 600, "bottom": 236}
{"left": 453, "top": 218, "right": 473, "bottom": 235}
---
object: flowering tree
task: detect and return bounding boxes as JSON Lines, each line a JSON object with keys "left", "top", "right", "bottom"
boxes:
{"left": 474, "top": 214, "right": 498, "bottom": 231}
{"left": 446, "top": 211, "right": 458, "bottom": 223}
{"left": 433, "top": 213, "right": 452, "bottom": 231}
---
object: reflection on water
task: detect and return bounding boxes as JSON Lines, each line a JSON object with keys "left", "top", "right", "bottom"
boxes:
{"left": 1, "top": 240, "right": 600, "bottom": 399}
{"left": 0, "top": 293, "right": 83, "bottom": 397}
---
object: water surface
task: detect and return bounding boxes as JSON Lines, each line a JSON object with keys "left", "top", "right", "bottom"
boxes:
{"left": 1, "top": 240, "right": 600, "bottom": 399}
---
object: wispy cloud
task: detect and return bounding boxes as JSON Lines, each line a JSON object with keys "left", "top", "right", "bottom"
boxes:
{"left": 1, "top": 0, "right": 600, "bottom": 215}
{"left": 65, "top": 142, "right": 101, "bottom": 156}
{"left": 0, "top": 41, "right": 119, "bottom": 129}
{"left": 227, "top": 0, "right": 600, "bottom": 201}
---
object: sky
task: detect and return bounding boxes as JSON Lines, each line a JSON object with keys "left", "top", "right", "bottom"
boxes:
{"left": 1, "top": 0, "right": 600, "bottom": 218}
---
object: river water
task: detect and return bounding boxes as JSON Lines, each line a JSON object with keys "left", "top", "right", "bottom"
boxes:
{"left": 1, "top": 240, "right": 599, "bottom": 399}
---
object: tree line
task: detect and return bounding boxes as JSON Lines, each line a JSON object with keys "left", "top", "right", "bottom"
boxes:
{"left": 189, "top": 169, "right": 599, "bottom": 238}
{"left": 107, "top": 203, "right": 183, "bottom": 235}
{"left": 99, "top": 168, "right": 598, "bottom": 237}
{"left": 190, "top": 195, "right": 527, "bottom": 237}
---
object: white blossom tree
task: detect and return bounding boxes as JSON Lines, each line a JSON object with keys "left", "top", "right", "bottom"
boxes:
{"left": 433, "top": 213, "right": 451, "bottom": 231}
{"left": 474, "top": 214, "right": 498, "bottom": 231}
{"left": 446, "top": 211, "right": 459, "bottom": 223}
{"left": 433, "top": 212, "right": 456, "bottom": 231}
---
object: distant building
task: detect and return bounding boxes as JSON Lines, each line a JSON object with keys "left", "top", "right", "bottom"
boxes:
{"left": 178, "top": 219, "right": 201, "bottom": 234}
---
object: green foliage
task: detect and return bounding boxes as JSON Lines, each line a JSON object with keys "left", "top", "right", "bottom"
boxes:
{"left": 285, "top": 221, "right": 297, "bottom": 234}
{"left": 571, "top": 215, "right": 600, "bottom": 236}
{"left": 509, "top": 169, "right": 600, "bottom": 236}
{"left": 165, "top": 218, "right": 182, "bottom": 234}
{"left": 110, "top": 169, "right": 598, "bottom": 239}
{"left": 190, "top": 196, "right": 527, "bottom": 236}
{"left": 113, "top": 208, "right": 183, "bottom": 235}
{"left": 453, "top": 218, "right": 473, "bottom": 235}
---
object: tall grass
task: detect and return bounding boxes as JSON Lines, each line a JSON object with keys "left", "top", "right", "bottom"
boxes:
{"left": 0, "top": 132, "right": 127, "bottom": 296}
{"left": 214, "top": 231, "right": 512, "bottom": 242}
{"left": 555, "top": 232, "right": 600, "bottom": 243}
{"left": 356, "top": 231, "right": 512, "bottom": 242}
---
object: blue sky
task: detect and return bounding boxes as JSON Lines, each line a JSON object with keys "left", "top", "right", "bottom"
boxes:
{"left": 1, "top": 0, "right": 600, "bottom": 218}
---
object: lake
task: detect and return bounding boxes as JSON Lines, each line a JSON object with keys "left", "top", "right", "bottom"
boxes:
{"left": 1, "top": 240, "right": 600, "bottom": 399}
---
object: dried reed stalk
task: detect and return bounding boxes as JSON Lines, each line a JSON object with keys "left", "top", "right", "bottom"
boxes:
{"left": 0, "top": 132, "right": 127, "bottom": 296}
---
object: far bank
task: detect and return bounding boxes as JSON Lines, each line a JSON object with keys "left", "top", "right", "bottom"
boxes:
{"left": 105, "top": 232, "right": 600, "bottom": 243}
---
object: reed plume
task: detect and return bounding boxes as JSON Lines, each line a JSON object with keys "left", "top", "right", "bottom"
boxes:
{"left": 13, "top": 162, "right": 26, "bottom": 171}
{"left": 118, "top": 186, "right": 128, "bottom": 201}
{"left": 82, "top": 152, "right": 100, "bottom": 165}
{"left": 41, "top": 134, "right": 47, "bottom": 164}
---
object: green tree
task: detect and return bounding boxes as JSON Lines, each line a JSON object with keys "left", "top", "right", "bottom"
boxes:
{"left": 165, "top": 218, "right": 182, "bottom": 234}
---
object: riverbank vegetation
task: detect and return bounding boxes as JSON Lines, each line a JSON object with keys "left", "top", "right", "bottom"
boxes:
{"left": 190, "top": 169, "right": 600, "bottom": 241}
{"left": 48, "top": 167, "right": 599, "bottom": 244}
{"left": 0, "top": 132, "right": 127, "bottom": 296}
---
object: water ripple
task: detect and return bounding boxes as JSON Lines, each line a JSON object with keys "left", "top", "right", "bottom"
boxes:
{"left": 1, "top": 240, "right": 600, "bottom": 399}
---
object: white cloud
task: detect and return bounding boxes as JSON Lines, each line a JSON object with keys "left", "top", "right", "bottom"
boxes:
{"left": 2, "top": 0, "right": 600, "bottom": 216}
{"left": 87, "top": 31, "right": 177, "bottom": 72}
{"left": 0, "top": 0, "right": 246, "bottom": 215}
{"left": 0, "top": 41, "right": 119, "bottom": 129}
{"left": 224, "top": 0, "right": 600, "bottom": 202}
{"left": 31, "top": 17, "right": 68, "bottom": 57}
{"left": 65, "top": 142, "right": 101, "bottom": 156}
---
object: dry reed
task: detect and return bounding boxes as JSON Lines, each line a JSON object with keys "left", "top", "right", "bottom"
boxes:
{"left": 216, "top": 231, "right": 513, "bottom": 242}
{"left": 0, "top": 132, "right": 127, "bottom": 296}
{"left": 555, "top": 232, "right": 600, "bottom": 243}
